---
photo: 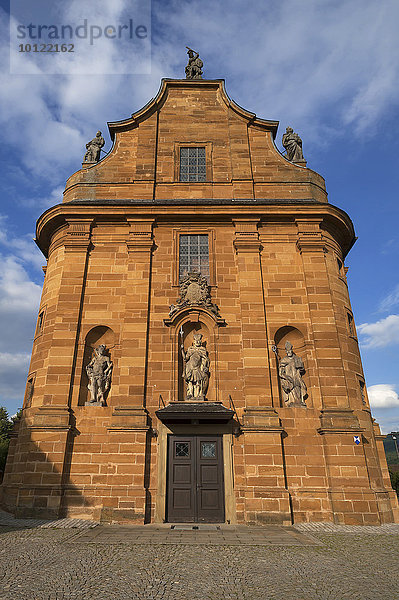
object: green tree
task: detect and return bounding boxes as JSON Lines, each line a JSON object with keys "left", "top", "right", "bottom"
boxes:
{"left": 383, "top": 432, "right": 399, "bottom": 466}
{"left": 0, "top": 408, "right": 13, "bottom": 439}
{"left": 389, "top": 469, "right": 399, "bottom": 498}
{"left": 0, "top": 407, "right": 21, "bottom": 475}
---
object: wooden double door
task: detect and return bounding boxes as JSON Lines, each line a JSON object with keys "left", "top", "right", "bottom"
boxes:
{"left": 167, "top": 435, "right": 225, "bottom": 523}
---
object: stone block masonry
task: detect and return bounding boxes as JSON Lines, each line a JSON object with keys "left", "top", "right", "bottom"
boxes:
{"left": 1, "top": 78, "right": 398, "bottom": 526}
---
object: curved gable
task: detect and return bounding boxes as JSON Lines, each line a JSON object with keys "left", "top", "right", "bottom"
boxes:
{"left": 107, "top": 79, "right": 279, "bottom": 140}
{"left": 63, "top": 78, "right": 326, "bottom": 204}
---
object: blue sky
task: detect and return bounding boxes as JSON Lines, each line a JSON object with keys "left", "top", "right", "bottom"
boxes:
{"left": 1, "top": 0, "right": 399, "bottom": 432}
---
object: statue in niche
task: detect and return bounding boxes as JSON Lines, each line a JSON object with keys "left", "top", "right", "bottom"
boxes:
{"left": 86, "top": 344, "right": 113, "bottom": 406}
{"left": 278, "top": 341, "right": 307, "bottom": 407}
{"left": 169, "top": 272, "right": 219, "bottom": 317}
{"left": 83, "top": 131, "right": 105, "bottom": 163}
{"left": 181, "top": 333, "right": 210, "bottom": 400}
{"left": 282, "top": 126, "right": 304, "bottom": 162}
{"left": 185, "top": 46, "right": 203, "bottom": 79}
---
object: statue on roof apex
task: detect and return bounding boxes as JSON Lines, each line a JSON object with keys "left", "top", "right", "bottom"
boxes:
{"left": 83, "top": 130, "right": 105, "bottom": 163}
{"left": 282, "top": 126, "right": 305, "bottom": 163}
{"left": 185, "top": 47, "right": 203, "bottom": 79}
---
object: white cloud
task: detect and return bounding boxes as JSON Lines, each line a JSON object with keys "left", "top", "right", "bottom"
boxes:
{"left": 0, "top": 0, "right": 398, "bottom": 188}
{"left": 358, "top": 315, "right": 399, "bottom": 348}
{"left": 371, "top": 407, "right": 399, "bottom": 435}
{"left": 9, "top": 0, "right": 148, "bottom": 77}
{"left": 0, "top": 255, "right": 41, "bottom": 354}
{"left": 0, "top": 256, "right": 41, "bottom": 311}
{"left": 0, "top": 220, "right": 42, "bottom": 409}
{"left": 25, "top": 186, "right": 65, "bottom": 212}
{"left": 154, "top": 0, "right": 399, "bottom": 141}
{"left": 0, "top": 3, "right": 153, "bottom": 182}
{"left": 368, "top": 384, "right": 399, "bottom": 408}
{"left": 0, "top": 215, "right": 44, "bottom": 271}
{"left": 381, "top": 239, "right": 399, "bottom": 256}
{"left": 368, "top": 385, "right": 399, "bottom": 434}
{"left": 379, "top": 284, "right": 399, "bottom": 313}
{"left": 0, "top": 352, "right": 31, "bottom": 404}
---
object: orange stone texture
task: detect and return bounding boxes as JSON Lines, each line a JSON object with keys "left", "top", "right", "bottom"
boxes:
{"left": 1, "top": 79, "right": 398, "bottom": 525}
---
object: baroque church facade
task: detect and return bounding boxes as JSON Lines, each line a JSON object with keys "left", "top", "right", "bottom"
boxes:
{"left": 1, "top": 73, "right": 398, "bottom": 525}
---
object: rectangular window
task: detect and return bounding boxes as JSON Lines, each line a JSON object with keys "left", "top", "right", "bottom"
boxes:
{"left": 24, "top": 377, "right": 34, "bottom": 408}
{"left": 180, "top": 147, "right": 206, "bottom": 182}
{"left": 35, "top": 310, "right": 45, "bottom": 337}
{"left": 347, "top": 312, "right": 355, "bottom": 337}
{"left": 359, "top": 380, "right": 366, "bottom": 405}
{"left": 179, "top": 234, "right": 209, "bottom": 281}
{"left": 175, "top": 441, "right": 190, "bottom": 458}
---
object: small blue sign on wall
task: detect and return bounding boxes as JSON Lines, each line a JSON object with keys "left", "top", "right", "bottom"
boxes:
{"left": 354, "top": 435, "right": 361, "bottom": 445}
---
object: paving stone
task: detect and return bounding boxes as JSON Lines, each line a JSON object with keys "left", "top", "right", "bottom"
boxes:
{"left": 294, "top": 521, "right": 399, "bottom": 534}
{"left": 0, "top": 523, "right": 398, "bottom": 599}
{"left": 71, "top": 524, "right": 321, "bottom": 546}
{"left": 0, "top": 509, "right": 98, "bottom": 530}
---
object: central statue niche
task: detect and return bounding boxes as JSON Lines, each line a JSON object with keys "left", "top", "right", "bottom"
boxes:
{"left": 178, "top": 323, "right": 210, "bottom": 401}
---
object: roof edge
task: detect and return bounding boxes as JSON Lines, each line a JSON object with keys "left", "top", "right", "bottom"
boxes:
{"left": 107, "top": 78, "right": 279, "bottom": 140}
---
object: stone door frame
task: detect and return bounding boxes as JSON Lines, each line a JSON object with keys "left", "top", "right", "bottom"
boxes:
{"left": 155, "top": 422, "right": 236, "bottom": 524}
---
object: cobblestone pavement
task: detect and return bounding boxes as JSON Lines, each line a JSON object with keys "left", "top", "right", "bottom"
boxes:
{"left": 0, "top": 509, "right": 98, "bottom": 530}
{"left": 294, "top": 521, "right": 399, "bottom": 534}
{"left": 0, "top": 522, "right": 398, "bottom": 600}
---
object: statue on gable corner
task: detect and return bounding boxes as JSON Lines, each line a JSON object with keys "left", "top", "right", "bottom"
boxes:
{"left": 86, "top": 344, "right": 113, "bottom": 406}
{"left": 181, "top": 333, "right": 210, "bottom": 400}
{"left": 185, "top": 47, "right": 203, "bottom": 79}
{"left": 282, "top": 126, "right": 304, "bottom": 163}
{"left": 278, "top": 341, "right": 307, "bottom": 407}
{"left": 83, "top": 131, "right": 105, "bottom": 163}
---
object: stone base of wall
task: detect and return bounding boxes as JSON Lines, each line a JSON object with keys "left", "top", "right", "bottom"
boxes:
{"left": 2, "top": 482, "right": 398, "bottom": 525}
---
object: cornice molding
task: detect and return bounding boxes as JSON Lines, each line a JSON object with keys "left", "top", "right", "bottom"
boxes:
{"left": 35, "top": 201, "right": 356, "bottom": 259}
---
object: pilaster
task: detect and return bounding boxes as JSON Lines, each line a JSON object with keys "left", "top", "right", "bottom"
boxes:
{"left": 119, "top": 218, "right": 155, "bottom": 410}
{"left": 296, "top": 218, "right": 350, "bottom": 409}
{"left": 39, "top": 218, "right": 93, "bottom": 409}
{"left": 241, "top": 408, "right": 291, "bottom": 524}
{"left": 233, "top": 219, "right": 272, "bottom": 407}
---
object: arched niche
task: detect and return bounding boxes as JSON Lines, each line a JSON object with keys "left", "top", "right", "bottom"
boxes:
{"left": 273, "top": 325, "right": 307, "bottom": 407}
{"left": 172, "top": 309, "right": 219, "bottom": 403}
{"left": 274, "top": 325, "right": 306, "bottom": 353}
{"left": 78, "top": 326, "right": 115, "bottom": 406}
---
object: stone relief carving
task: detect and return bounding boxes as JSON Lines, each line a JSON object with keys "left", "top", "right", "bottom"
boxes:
{"left": 185, "top": 46, "right": 203, "bottom": 79}
{"left": 282, "top": 126, "right": 305, "bottom": 163}
{"left": 86, "top": 344, "right": 113, "bottom": 406}
{"left": 83, "top": 131, "right": 105, "bottom": 163}
{"left": 277, "top": 341, "right": 307, "bottom": 407}
{"left": 169, "top": 272, "right": 220, "bottom": 317}
{"left": 181, "top": 333, "right": 209, "bottom": 400}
